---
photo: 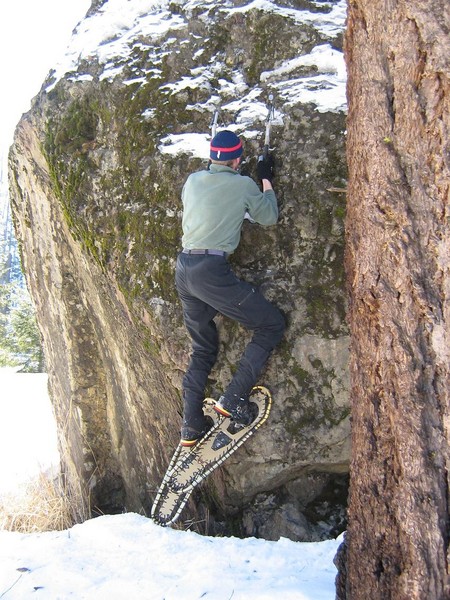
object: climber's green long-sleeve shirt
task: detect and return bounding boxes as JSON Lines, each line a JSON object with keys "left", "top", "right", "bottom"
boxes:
{"left": 181, "top": 164, "right": 278, "bottom": 254}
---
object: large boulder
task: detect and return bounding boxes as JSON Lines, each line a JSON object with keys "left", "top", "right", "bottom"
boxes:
{"left": 9, "top": 0, "right": 349, "bottom": 540}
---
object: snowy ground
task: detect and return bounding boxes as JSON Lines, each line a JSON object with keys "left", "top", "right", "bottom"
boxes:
{"left": 0, "top": 513, "right": 342, "bottom": 600}
{"left": 0, "top": 369, "right": 59, "bottom": 494}
{"left": 0, "top": 370, "right": 342, "bottom": 599}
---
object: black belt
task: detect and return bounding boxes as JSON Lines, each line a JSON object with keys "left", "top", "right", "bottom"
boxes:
{"left": 182, "top": 248, "right": 227, "bottom": 257}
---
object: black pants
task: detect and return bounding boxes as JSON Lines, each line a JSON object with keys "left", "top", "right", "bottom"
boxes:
{"left": 175, "top": 252, "right": 285, "bottom": 428}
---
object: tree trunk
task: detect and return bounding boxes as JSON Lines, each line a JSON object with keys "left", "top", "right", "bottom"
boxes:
{"left": 343, "top": 1, "right": 450, "bottom": 598}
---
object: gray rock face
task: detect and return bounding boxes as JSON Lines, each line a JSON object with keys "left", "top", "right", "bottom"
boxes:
{"left": 9, "top": 0, "right": 349, "bottom": 540}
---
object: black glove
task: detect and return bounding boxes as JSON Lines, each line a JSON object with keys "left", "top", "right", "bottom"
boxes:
{"left": 257, "top": 153, "right": 275, "bottom": 182}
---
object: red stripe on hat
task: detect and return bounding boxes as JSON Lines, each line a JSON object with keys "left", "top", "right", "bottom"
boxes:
{"left": 210, "top": 141, "right": 242, "bottom": 152}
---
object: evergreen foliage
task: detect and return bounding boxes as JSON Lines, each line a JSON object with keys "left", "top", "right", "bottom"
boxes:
{"left": 0, "top": 278, "right": 43, "bottom": 372}
{"left": 0, "top": 194, "right": 43, "bottom": 372}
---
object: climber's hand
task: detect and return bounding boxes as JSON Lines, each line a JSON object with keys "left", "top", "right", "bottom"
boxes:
{"left": 257, "top": 153, "right": 275, "bottom": 182}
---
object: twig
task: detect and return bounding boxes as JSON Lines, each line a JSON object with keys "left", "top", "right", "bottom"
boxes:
{"left": 0, "top": 573, "right": 24, "bottom": 598}
{"left": 326, "top": 187, "right": 347, "bottom": 193}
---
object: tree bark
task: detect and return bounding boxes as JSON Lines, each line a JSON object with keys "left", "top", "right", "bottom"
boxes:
{"left": 344, "top": 1, "right": 450, "bottom": 598}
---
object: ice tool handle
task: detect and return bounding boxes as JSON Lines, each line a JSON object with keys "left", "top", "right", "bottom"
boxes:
{"left": 210, "top": 106, "right": 220, "bottom": 139}
{"left": 263, "top": 94, "right": 275, "bottom": 158}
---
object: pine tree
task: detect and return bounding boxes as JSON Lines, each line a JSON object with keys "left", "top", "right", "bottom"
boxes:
{"left": 0, "top": 280, "right": 43, "bottom": 372}
{"left": 341, "top": 1, "right": 450, "bottom": 598}
{"left": 0, "top": 156, "right": 43, "bottom": 372}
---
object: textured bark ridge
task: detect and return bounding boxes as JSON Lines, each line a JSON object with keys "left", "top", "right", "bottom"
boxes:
{"left": 9, "top": 0, "right": 349, "bottom": 540}
{"left": 344, "top": 0, "right": 450, "bottom": 597}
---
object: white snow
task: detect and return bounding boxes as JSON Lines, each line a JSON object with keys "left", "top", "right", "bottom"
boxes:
{"left": 261, "top": 44, "right": 347, "bottom": 113}
{"left": 261, "top": 44, "right": 347, "bottom": 83}
{"left": 0, "top": 513, "right": 342, "bottom": 599}
{"left": 158, "top": 132, "right": 210, "bottom": 157}
{"left": 45, "top": 0, "right": 347, "bottom": 122}
{"left": 0, "top": 369, "right": 59, "bottom": 495}
{"left": 227, "top": 0, "right": 347, "bottom": 37}
{"left": 46, "top": 0, "right": 185, "bottom": 90}
{"left": 0, "top": 371, "right": 342, "bottom": 599}
{"left": 43, "top": 0, "right": 348, "bottom": 157}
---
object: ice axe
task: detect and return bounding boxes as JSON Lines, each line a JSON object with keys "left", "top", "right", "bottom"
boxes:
{"left": 207, "top": 105, "right": 221, "bottom": 169}
{"left": 210, "top": 105, "right": 220, "bottom": 139}
{"left": 263, "top": 94, "right": 275, "bottom": 158}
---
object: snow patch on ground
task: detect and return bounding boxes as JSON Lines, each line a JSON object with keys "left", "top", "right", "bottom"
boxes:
{"left": 0, "top": 512, "right": 342, "bottom": 599}
{"left": 0, "top": 372, "right": 343, "bottom": 598}
{"left": 0, "top": 369, "right": 59, "bottom": 495}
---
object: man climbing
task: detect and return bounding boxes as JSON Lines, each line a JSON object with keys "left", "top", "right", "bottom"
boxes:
{"left": 175, "top": 130, "right": 285, "bottom": 446}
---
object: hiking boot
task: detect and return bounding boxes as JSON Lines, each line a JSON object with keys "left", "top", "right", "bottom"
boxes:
{"left": 214, "top": 394, "right": 257, "bottom": 426}
{"left": 180, "top": 416, "right": 214, "bottom": 447}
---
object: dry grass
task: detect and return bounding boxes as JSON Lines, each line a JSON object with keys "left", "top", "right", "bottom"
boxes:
{"left": 0, "top": 472, "right": 90, "bottom": 533}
